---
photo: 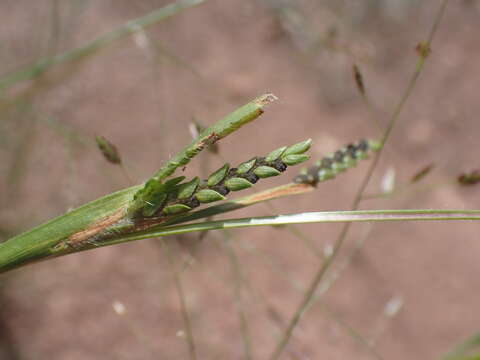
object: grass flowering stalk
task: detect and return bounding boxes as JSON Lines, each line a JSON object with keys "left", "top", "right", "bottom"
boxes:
{"left": 165, "top": 138, "right": 382, "bottom": 226}
{"left": 0, "top": 94, "right": 278, "bottom": 272}
{"left": 137, "top": 139, "right": 312, "bottom": 219}
{"left": 64, "top": 139, "right": 311, "bottom": 248}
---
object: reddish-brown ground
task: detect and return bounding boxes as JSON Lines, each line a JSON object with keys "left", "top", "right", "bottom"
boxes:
{"left": 1, "top": 1, "right": 480, "bottom": 359}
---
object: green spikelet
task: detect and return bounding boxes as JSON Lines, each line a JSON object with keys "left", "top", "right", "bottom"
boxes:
{"left": 165, "top": 176, "right": 186, "bottom": 187}
{"left": 318, "top": 168, "right": 335, "bottom": 181}
{"left": 141, "top": 183, "right": 168, "bottom": 217}
{"left": 281, "top": 154, "right": 310, "bottom": 166}
{"left": 195, "top": 189, "right": 225, "bottom": 203}
{"left": 283, "top": 139, "right": 312, "bottom": 156}
{"left": 237, "top": 158, "right": 257, "bottom": 174}
{"left": 177, "top": 177, "right": 200, "bottom": 199}
{"left": 207, "top": 164, "right": 230, "bottom": 186}
{"left": 142, "top": 194, "right": 167, "bottom": 217}
{"left": 368, "top": 139, "right": 382, "bottom": 151}
{"left": 355, "top": 150, "right": 367, "bottom": 160}
{"left": 254, "top": 166, "right": 281, "bottom": 178}
{"left": 95, "top": 135, "right": 122, "bottom": 164}
{"left": 331, "top": 160, "right": 347, "bottom": 172}
{"left": 162, "top": 204, "right": 192, "bottom": 215}
{"left": 224, "top": 177, "right": 253, "bottom": 191}
{"left": 342, "top": 154, "right": 357, "bottom": 167}
{"left": 265, "top": 146, "right": 287, "bottom": 162}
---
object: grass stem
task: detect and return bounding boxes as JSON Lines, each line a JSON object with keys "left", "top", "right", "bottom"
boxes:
{"left": 268, "top": 2, "right": 450, "bottom": 358}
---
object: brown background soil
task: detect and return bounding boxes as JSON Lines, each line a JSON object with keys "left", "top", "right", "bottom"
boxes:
{"left": 1, "top": 1, "right": 480, "bottom": 359}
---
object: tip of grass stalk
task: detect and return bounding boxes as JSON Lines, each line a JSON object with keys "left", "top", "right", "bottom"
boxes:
{"left": 255, "top": 93, "right": 278, "bottom": 106}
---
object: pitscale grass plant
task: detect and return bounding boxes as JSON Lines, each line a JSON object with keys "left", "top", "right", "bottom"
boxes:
{"left": 2, "top": 79, "right": 480, "bottom": 267}
{"left": 0, "top": 85, "right": 387, "bottom": 274}
{"left": 3, "top": 87, "right": 479, "bottom": 275}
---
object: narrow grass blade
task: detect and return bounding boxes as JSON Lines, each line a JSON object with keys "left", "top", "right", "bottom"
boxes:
{"left": 101, "top": 209, "right": 480, "bottom": 246}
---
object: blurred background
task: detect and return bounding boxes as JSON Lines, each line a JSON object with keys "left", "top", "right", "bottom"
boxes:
{"left": 1, "top": 0, "right": 480, "bottom": 359}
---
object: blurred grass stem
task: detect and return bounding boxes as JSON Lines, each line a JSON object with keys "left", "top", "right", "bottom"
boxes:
{"left": 0, "top": 0, "right": 207, "bottom": 92}
{"left": 268, "top": 1, "right": 450, "bottom": 358}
